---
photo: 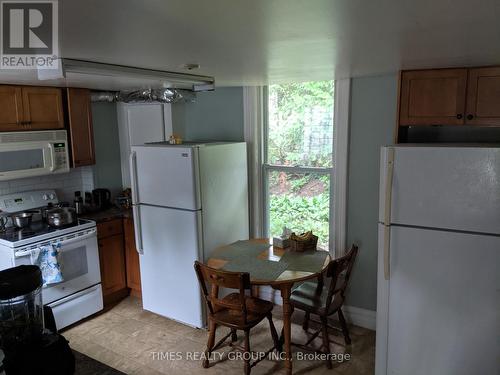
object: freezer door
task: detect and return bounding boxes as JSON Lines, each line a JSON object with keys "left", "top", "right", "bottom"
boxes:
{"left": 377, "top": 225, "right": 500, "bottom": 375}
{"left": 380, "top": 146, "right": 500, "bottom": 234}
{"left": 131, "top": 145, "right": 201, "bottom": 210}
{"left": 138, "top": 204, "right": 204, "bottom": 328}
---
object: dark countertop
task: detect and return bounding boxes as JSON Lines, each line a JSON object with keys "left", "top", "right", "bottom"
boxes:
{"left": 79, "top": 206, "right": 132, "bottom": 223}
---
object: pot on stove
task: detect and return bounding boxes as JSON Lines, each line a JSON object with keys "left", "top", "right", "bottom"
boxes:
{"left": 10, "top": 212, "right": 33, "bottom": 229}
{"left": 47, "top": 207, "right": 77, "bottom": 227}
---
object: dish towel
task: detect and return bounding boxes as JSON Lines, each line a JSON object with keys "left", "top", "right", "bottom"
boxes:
{"left": 30, "top": 242, "right": 64, "bottom": 286}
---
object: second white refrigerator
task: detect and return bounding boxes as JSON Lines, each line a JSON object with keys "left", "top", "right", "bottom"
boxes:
{"left": 376, "top": 145, "right": 500, "bottom": 375}
{"left": 130, "top": 142, "right": 249, "bottom": 328}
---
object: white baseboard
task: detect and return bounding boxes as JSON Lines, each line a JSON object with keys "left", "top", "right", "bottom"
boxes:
{"left": 339, "top": 305, "right": 376, "bottom": 331}
{"left": 256, "top": 287, "right": 377, "bottom": 331}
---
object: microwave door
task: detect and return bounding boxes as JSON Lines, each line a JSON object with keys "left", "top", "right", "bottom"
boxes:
{"left": 0, "top": 143, "right": 59, "bottom": 181}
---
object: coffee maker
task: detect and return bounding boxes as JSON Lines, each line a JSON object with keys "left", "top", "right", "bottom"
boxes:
{"left": 92, "top": 189, "right": 111, "bottom": 210}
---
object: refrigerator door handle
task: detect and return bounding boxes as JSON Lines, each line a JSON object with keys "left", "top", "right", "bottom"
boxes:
{"left": 130, "top": 151, "right": 139, "bottom": 205}
{"left": 130, "top": 151, "right": 144, "bottom": 255}
{"left": 384, "top": 148, "right": 395, "bottom": 226}
{"left": 132, "top": 205, "right": 144, "bottom": 255}
{"left": 383, "top": 225, "right": 391, "bottom": 280}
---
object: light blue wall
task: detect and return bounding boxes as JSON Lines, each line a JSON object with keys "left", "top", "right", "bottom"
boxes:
{"left": 171, "top": 87, "right": 244, "bottom": 142}
{"left": 346, "top": 74, "right": 398, "bottom": 311}
{"left": 91, "top": 102, "right": 123, "bottom": 197}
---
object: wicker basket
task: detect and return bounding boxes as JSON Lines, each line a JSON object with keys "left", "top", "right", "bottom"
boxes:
{"left": 289, "top": 232, "right": 318, "bottom": 252}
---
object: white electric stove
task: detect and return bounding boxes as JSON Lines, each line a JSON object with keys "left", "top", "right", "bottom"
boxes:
{"left": 0, "top": 190, "right": 103, "bottom": 330}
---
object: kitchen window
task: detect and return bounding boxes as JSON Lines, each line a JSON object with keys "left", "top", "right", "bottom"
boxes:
{"left": 263, "top": 81, "right": 335, "bottom": 250}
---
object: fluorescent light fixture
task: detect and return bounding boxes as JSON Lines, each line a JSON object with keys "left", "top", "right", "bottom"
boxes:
{"left": 61, "top": 58, "right": 215, "bottom": 91}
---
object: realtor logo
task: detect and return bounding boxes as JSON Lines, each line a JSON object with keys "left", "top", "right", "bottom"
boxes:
{"left": 1, "top": 0, "right": 59, "bottom": 69}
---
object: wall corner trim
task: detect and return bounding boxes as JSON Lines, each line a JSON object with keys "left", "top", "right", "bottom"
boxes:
{"left": 333, "top": 78, "right": 351, "bottom": 257}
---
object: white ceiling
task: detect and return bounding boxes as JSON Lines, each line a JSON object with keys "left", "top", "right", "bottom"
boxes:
{"left": 2, "top": 0, "right": 500, "bottom": 88}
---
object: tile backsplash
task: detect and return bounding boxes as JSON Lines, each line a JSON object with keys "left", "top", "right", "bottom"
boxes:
{"left": 0, "top": 166, "right": 95, "bottom": 204}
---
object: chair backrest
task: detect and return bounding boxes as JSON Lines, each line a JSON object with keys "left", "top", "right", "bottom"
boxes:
{"left": 324, "top": 245, "right": 359, "bottom": 313}
{"left": 194, "top": 261, "right": 251, "bottom": 322}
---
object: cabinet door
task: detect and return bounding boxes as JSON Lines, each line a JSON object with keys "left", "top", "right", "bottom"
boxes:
{"left": 22, "top": 86, "right": 64, "bottom": 129}
{"left": 0, "top": 86, "right": 24, "bottom": 131}
{"left": 67, "top": 88, "right": 95, "bottom": 167}
{"left": 98, "top": 234, "right": 127, "bottom": 297}
{"left": 124, "top": 217, "right": 141, "bottom": 295}
{"left": 399, "top": 69, "right": 468, "bottom": 126}
{"left": 466, "top": 67, "right": 500, "bottom": 126}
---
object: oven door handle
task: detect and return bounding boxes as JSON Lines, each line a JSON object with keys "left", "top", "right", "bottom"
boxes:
{"left": 15, "top": 230, "right": 97, "bottom": 258}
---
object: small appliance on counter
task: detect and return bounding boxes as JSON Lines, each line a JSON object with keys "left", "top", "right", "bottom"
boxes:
{"left": 115, "top": 189, "right": 132, "bottom": 210}
{"left": 92, "top": 189, "right": 112, "bottom": 210}
{"left": 73, "top": 191, "right": 83, "bottom": 215}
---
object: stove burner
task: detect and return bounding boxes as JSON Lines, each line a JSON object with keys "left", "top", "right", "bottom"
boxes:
{"left": 0, "top": 219, "right": 88, "bottom": 244}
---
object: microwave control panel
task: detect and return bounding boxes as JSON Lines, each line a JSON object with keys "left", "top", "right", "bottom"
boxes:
{"left": 53, "top": 142, "right": 69, "bottom": 169}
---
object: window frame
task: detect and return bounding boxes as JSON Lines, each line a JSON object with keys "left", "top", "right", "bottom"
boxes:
{"left": 261, "top": 84, "right": 336, "bottom": 253}
{"left": 243, "top": 79, "right": 349, "bottom": 257}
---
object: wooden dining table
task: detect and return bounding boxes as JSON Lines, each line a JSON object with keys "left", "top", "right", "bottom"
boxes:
{"left": 207, "top": 238, "right": 331, "bottom": 375}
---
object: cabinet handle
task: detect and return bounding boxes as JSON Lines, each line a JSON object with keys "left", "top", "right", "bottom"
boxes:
{"left": 456, "top": 114, "right": 463, "bottom": 119}
{"left": 467, "top": 114, "right": 474, "bottom": 120}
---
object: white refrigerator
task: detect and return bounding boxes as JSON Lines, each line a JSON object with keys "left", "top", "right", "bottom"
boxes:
{"left": 376, "top": 145, "right": 500, "bottom": 375}
{"left": 130, "top": 142, "right": 249, "bottom": 328}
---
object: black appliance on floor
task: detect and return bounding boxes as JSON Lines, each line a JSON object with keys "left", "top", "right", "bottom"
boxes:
{"left": 0, "top": 265, "right": 75, "bottom": 374}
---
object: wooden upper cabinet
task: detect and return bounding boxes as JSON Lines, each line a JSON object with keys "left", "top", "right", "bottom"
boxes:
{"left": 0, "top": 86, "right": 25, "bottom": 131}
{"left": 67, "top": 88, "right": 96, "bottom": 167}
{"left": 399, "top": 69, "right": 468, "bottom": 126}
{"left": 465, "top": 67, "right": 500, "bottom": 126}
{"left": 21, "top": 87, "right": 64, "bottom": 130}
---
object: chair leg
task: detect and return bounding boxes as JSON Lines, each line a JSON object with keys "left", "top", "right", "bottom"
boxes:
{"left": 267, "top": 314, "right": 281, "bottom": 352}
{"left": 203, "top": 320, "right": 217, "bottom": 368}
{"left": 338, "top": 308, "right": 351, "bottom": 345}
{"left": 231, "top": 329, "right": 238, "bottom": 343}
{"left": 302, "top": 311, "right": 310, "bottom": 331}
{"left": 243, "top": 329, "right": 251, "bottom": 375}
{"left": 321, "top": 316, "right": 332, "bottom": 369}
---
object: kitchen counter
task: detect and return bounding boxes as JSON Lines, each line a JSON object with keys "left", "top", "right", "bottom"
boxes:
{"left": 79, "top": 207, "right": 132, "bottom": 223}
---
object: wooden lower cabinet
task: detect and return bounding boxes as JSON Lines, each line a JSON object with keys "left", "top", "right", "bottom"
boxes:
{"left": 96, "top": 217, "right": 142, "bottom": 306}
{"left": 124, "top": 217, "right": 142, "bottom": 297}
{"left": 97, "top": 219, "right": 128, "bottom": 305}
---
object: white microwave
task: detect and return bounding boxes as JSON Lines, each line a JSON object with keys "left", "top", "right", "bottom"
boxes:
{"left": 0, "top": 130, "right": 70, "bottom": 181}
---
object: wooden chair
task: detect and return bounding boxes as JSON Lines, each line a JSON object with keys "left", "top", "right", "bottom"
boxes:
{"left": 194, "top": 261, "right": 280, "bottom": 375}
{"left": 289, "top": 245, "right": 359, "bottom": 369}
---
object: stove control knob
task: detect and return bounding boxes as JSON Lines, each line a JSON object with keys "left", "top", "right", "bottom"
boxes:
{"left": 42, "top": 194, "right": 49, "bottom": 200}
{"left": 49, "top": 193, "right": 55, "bottom": 200}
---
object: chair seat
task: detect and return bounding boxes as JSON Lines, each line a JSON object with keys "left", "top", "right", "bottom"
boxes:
{"left": 211, "top": 293, "right": 274, "bottom": 328}
{"left": 290, "top": 280, "right": 343, "bottom": 315}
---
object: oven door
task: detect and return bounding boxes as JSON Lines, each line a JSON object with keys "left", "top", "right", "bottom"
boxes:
{"left": 14, "top": 228, "right": 101, "bottom": 304}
